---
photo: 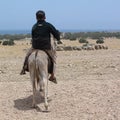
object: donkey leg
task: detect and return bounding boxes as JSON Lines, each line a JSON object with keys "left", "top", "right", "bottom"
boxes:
{"left": 30, "top": 69, "right": 37, "bottom": 108}
{"left": 39, "top": 78, "right": 44, "bottom": 92}
{"left": 43, "top": 77, "right": 48, "bottom": 110}
{"left": 32, "top": 80, "right": 37, "bottom": 108}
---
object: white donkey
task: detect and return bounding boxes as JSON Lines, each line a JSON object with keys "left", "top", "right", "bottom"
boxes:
{"left": 28, "top": 50, "right": 49, "bottom": 110}
{"left": 28, "top": 37, "right": 57, "bottom": 111}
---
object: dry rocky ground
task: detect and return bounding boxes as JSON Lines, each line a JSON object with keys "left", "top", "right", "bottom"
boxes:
{"left": 0, "top": 38, "right": 120, "bottom": 120}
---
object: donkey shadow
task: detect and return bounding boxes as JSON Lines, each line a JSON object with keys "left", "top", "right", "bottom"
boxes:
{"left": 14, "top": 91, "right": 52, "bottom": 112}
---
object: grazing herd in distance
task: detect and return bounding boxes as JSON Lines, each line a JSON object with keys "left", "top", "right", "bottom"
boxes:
{"left": 0, "top": 38, "right": 108, "bottom": 51}
{"left": 56, "top": 44, "right": 108, "bottom": 51}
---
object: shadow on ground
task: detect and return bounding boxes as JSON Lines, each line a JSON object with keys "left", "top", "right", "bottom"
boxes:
{"left": 14, "top": 91, "right": 52, "bottom": 112}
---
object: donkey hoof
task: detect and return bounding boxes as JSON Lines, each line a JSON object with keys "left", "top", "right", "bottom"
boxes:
{"left": 32, "top": 104, "right": 37, "bottom": 108}
{"left": 39, "top": 88, "right": 43, "bottom": 92}
{"left": 45, "top": 105, "right": 48, "bottom": 111}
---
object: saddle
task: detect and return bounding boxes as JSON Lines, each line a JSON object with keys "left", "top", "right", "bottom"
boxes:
{"left": 24, "top": 49, "right": 54, "bottom": 74}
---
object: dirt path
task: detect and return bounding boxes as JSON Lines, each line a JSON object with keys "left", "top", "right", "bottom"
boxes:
{"left": 0, "top": 42, "right": 120, "bottom": 119}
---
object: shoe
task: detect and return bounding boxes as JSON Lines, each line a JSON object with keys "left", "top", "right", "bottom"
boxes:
{"left": 20, "top": 69, "right": 26, "bottom": 75}
{"left": 49, "top": 76, "right": 57, "bottom": 84}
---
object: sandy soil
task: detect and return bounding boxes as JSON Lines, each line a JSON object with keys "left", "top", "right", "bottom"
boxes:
{"left": 0, "top": 38, "right": 120, "bottom": 120}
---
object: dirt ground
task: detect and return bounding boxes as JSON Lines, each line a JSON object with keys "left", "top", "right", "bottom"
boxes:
{"left": 0, "top": 38, "right": 120, "bottom": 120}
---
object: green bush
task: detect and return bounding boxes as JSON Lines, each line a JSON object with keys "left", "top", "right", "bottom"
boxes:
{"left": 2, "top": 40, "right": 15, "bottom": 46}
{"left": 69, "top": 36, "right": 76, "bottom": 40}
{"left": 79, "top": 38, "right": 88, "bottom": 43}
{"left": 96, "top": 37, "right": 104, "bottom": 44}
{"left": 0, "top": 41, "right": 2, "bottom": 44}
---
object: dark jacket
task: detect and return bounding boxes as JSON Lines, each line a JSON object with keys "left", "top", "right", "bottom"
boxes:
{"left": 32, "top": 20, "right": 60, "bottom": 50}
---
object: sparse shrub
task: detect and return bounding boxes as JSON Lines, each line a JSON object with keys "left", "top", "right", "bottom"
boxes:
{"left": 0, "top": 41, "right": 2, "bottom": 45}
{"left": 2, "top": 40, "right": 15, "bottom": 46}
{"left": 82, "top": 43, "right": 87, "bottom": 46}
{"left": 2, "top": 41, "right": 9, "bottom": 45}
{"left": 9, "top": 40, "right": 15, "bottom": 45}
{"left": 79, "top": 38, "right": 88, "bottom": 43}
{"left": 69, "top": 37, "right": 76, "bottom": 41}
{"left": 116, "top": 36, "right": 120, "bottom": 39}
{"left": 96, "top": 37, "right": 104, "bottom": 44}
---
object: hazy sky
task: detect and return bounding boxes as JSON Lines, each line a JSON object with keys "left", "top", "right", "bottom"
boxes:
{"left": 0, "top": 0, "right": 120, "bottom": 31}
